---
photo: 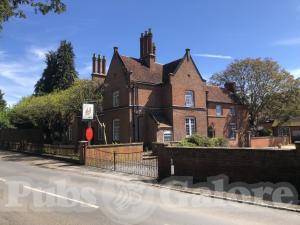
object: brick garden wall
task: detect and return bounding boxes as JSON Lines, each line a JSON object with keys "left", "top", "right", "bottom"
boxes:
{"left": 250, "top": 136, "right": 290, "bottom": 148}
{"left": 154, "top": 143, "right": 300, "bottom": 193}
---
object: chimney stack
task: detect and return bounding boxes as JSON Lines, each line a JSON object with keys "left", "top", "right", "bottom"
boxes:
{"left": 92, "top": 53, "right": 97, "bottom": 74}
{"left": 97, "top": 54, "right": 102, "bottom": 74}
{"left": 140, "top": 28, "right": 156, "bottom": 67}
{"left": 91, "top": 53, "right": 107, "bottom": 83}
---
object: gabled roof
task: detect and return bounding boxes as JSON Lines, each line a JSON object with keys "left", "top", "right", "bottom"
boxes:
{"left": 150, "top": 111, "right": 172, "bottom": 128}
{"left": 206, "top": 85, "right": 241, "bottom": 104}
{"left": 120, "top": 56, "right": 163, "bottom": 84}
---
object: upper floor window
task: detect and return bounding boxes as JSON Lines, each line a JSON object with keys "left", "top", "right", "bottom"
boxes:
{"left": 230, "top": 106, "right": 236, "bottom": 116}
{"left": 113, "top": 119, "right": 120, "bottom": 142}
{"left": 185, "top": 91, "right": 194, "bottom": 107}
{"left": 216, "top": 105, "right": 223, "bottom": 117}
{"left": 113, "top": 91, "right": 119, "bottom": 107}
{"left": 185, "top": 117, "right": 196, "bottom": 137}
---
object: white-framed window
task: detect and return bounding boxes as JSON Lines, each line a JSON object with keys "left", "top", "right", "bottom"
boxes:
{"left": 185, "top": 90, "right": 194, "bottom": 107}
{"left": 113, "top": 91, "right": 119, "bottom": 107}
{"left": 68, "top": 126, "right": 73, "bottom": 141}
{"left": 228, "top": 123, "right": 237, "bottom": 139}
{"left": 163, "top": 130, "right": 173, "bottom": 142}
{"left": 279, "top": 127, "right": 289, "bottom": 137}
{"left": 113, "top": 119, "right": 120, "bottom": 142}
{"left": 185, "top": 117, "right": 196, "bottom": 137}
{"left": 230, "top": 106, "right": 236, "bottom": 116}
{"left": 98, "top": 126, "right": 103, "bottom": 141}
{"left": 216, "top": 105, "right": 223, "bottom": 117}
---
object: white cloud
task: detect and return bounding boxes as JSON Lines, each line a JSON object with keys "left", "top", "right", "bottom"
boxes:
{"left": 193, "top": 54, "right": 233, "bottom": 60}
{"left": 0, "top": 45, "right": 55, "bottom": 105}
{"left": 27, "top": 46, "right": 55, "bottom": 61}
{"left": 273, "top": 38, "right": 300, "bottom": 46}
{"left": 289, "top": 68, "right": 300, "bottom": 78}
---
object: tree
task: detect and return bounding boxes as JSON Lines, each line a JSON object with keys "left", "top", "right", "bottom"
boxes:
{"left": 210, "top": 58, "right": 300, "bottom": 132}
{"left": 0, "top": 90, "right": 11, "bottom": 128}
{"left": 0, "top": 0, "right": 66, "bottom": 30}
{"left": 34, "top": 40, "right": 78, "bottom": 95}
{"left": 34, "top": 51, "right": 58, "bottom": 95}
{"left": 53, "top": 40, "right": 78, "bottom": 90}
{"left": 0, "top": 90, "right": 6, "bottom": 110}
{"left": 11, "top": 80, "right": 103, "bottom": 143}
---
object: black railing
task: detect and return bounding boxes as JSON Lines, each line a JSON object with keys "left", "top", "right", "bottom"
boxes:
{"left": 86, "top": 149, "right": 158, "bottom": 178}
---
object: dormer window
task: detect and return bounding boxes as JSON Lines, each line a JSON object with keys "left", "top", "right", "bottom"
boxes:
{"left": 113, "top": 91, "right": 119, "bottom": 107}
{"left": 185, "top": 90, "right": 194, "bottom": 107}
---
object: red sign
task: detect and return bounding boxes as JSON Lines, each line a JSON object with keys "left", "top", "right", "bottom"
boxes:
{"left": 86, "top": 128, "right": 93, "bottom": 141}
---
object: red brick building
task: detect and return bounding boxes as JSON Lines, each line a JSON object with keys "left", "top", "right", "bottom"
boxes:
{"left": 92, "top": 29, "right": 248, "bottom": 146}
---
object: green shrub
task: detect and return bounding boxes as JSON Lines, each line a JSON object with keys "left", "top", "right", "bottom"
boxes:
{"left": 177, "top": 134, "right": 228, "bottom": 147}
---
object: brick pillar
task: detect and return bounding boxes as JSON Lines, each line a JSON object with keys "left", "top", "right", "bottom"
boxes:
{"left": 78, "top": 141, "right": 88, "bottom": 165}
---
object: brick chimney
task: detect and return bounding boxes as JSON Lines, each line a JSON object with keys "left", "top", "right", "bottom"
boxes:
{"left": 224, "top": 82, "right": 236, "bottom": 93}
{"left": 91, "top": 53, "right": 106, "bottom": 83}
{"left": 140, "top": 28, "right": 156, "bottom": 68}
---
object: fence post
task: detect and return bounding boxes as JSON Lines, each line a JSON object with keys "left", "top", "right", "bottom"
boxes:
{"left": 113, "top": 151, "right": 116, "bottom": 171}
{"left": 78, "top": 141, "right": 88, "bottom": 165}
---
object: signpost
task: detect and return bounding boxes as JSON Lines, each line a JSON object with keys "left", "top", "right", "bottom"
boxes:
{"left": 82, "top": 103, "right": 95, "bottom": 145}
{"left": 86, "top": 127, "right": 94, "bottom": 142}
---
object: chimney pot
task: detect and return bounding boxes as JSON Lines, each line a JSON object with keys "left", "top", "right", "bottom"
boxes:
{"left": 114, "top": 47, "right": 118, "bottom": 53}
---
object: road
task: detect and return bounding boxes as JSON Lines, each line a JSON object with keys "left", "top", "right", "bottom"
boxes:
{"left": 0, "top": 151, "right": 299, "bottom": 225}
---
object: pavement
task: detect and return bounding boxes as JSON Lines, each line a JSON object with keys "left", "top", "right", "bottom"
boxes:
{"left": 0, "top": 150, "right": 299, "bottom": 225}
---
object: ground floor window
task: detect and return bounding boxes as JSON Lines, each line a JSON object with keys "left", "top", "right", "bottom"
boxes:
{"left": 185, "top": 117, "right": 196, "bottom": 137}
{"left": 279, "top": 127, "right": 289, "bottom": 137}
{"left": 68, "top": 126, "right": 73, "bottom": 141}
{"left": 208, "top": 125, "right": 215, "bottom": 138}
{"left": 228, "top": 123, "right": 236, "bottom": 139}
{"left": 113, "top": 119, "right": 120, "bottom": 142}
{"left": 163, "top": 130, "right": 173, "bottom": 142}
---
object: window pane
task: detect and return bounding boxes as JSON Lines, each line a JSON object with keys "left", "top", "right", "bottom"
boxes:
{"left": 113, "top": 91, "right": 119, "bottom": 107}
{"left": 185, "top": 117, "right": 196, "bottom": 136}
{"left": 185, "top": 91, "right": 194, "bottom": 107}
{"left": 228, "top": 123, "right": 236, "bottom": 139}
{"left": 113, "top": 119, "right": 120, "bottom": 141}
{"left": 216, "top": 105, "right": 222, "bottom": 116}
{"left": 163, "top": 131, "right": 172, "bottom": 142}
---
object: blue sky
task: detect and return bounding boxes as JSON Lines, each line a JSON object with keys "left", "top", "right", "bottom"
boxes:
{"left": 1, "top": 0, "right": 300, "bottom": 105}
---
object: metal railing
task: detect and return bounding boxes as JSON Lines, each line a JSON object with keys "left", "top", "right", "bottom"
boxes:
{"left": 0, "top": 141, "right": 80, "bottom": 160}
{"left": 86, "top": 149, "right": 158, "bottom": 178}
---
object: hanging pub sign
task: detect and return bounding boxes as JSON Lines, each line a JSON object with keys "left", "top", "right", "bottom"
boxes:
{"left": 82, "top": 103, "right": 94, "bottom": 121}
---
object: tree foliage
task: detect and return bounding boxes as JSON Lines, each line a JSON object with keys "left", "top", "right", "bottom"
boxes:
{"left": 210, "top": 58, "right": 300, "bottom": 131}
{"left": 0, "top": 0, "right": 66, "bottom": 30}
{"left": 10, "top": 80, "right": 103, "bottom": 143}
{"left": 0, "top": 90, "right": 11, "bottom": 128}
{"left": 35, "top": 40, "right": 78, "bottom": 95}
{"left": 177, "top": 134, "right": 228, "bottom": 147}
{"left": 0, "top": 90, "right": 6, "bottom": 110}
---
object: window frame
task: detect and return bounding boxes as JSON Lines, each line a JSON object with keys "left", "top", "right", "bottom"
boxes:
{"left": 68, "top": 126, "right": 73, "bottom": 141}
{"left": 185, "top": 90, "right": 195, "bottom": 108}
{"left": 112, "top": 119, "right": 120, "bottom": 142}
{"left": 163, "top": 130, "right": 173, "bottom": 143}
{"left": 216, "top": 104, "right": 223, "bottom": 117}
{"left": 112, "top": 91, "right": 120, "bottom": 107}
{"left": 228, "top": 123, "right": 237, "bottom": 139}
{"left": 230, "top": 106, "right": 236, "bottom": 116}
{"left": 185, "top": 117, "right": 196, "bottom": 137}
